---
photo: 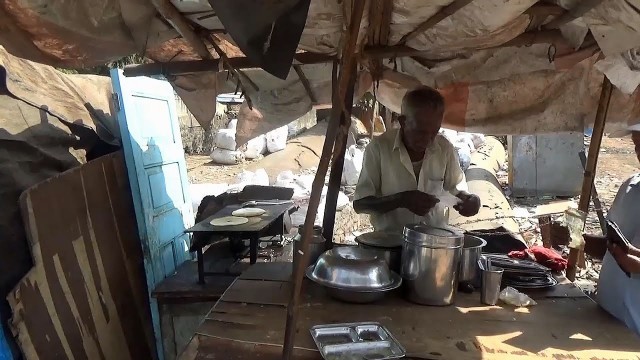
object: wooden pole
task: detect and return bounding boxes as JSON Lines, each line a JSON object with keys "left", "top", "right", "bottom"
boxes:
{"left": 566, "top": 76, "right": 613, "bottom": 281}
{"left": 150, "top": 0, "right": 213, "bottom": 60}
{"left": 399, "top": 0, "right": 474, "bottom": 44}
{"left": 543, "top": 0, "right": 603, "bottom": 30}
{"left": 578, "top": 151, "right": 607, "bottom": 234}
{"left": 321, "top": 69, "right": 357, "bottom": 247}
{"left": 281, "top": 0, "right": 365, "bottom": 358}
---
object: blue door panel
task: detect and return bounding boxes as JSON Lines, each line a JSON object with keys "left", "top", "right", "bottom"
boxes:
{"left": 110, "top": 70, "right": 193, "bottom": 359}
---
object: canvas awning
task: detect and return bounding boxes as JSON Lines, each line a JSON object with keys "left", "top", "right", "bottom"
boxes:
{"left": 1, "top": 0, "right": 640, "bottom": 144}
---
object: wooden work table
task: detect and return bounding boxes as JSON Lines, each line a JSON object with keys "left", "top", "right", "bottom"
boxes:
{"left": 179, "top": 262, "right": 640, "bottom": 360}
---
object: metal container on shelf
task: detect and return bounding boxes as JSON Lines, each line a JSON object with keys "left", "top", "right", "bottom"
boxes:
{"left": 401, "top": 224, "right": 464, "bottom": 306}
{"left": 293, "top": 225, "right": 326, "bottom": 269}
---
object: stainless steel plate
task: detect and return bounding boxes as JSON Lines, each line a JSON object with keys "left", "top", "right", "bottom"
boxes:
{"left": 355, "top": 231, "right": 403, "bottom": 249}
{"left": 310, "top": 322, "right": 406, "bottom": 360}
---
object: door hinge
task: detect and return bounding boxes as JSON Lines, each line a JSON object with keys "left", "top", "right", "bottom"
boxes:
{"left": 111, "top": 92, "right": 121, "bottom": 111}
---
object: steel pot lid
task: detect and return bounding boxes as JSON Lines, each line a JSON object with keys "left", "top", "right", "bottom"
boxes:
{"left": 403, "top": 224, "right": 464, "bottom": 248}
{"left": 307, "top": 247, "right": 395, "bottom": 289}
{"left": 355, "top": 231, "right": 403, "bottom": 249}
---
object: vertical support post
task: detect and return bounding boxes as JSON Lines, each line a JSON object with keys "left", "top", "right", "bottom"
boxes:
{"left": 567, "top": 76, "right": 613, "bottom": 281}
{"left": 322, "top": 70, "right": 357, "bottom": 248}
{"left": 539, "top": 215, "right": 552, "bottom": 248}
{"left": 579, "top": 151, "right": 607, "bottom": 234}
{"left": 282, "top": 1, "right": 365, "bottom": 358}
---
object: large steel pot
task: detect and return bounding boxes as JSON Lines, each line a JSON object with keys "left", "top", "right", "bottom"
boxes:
{"left": 459, "top": 234, "right": 487, "bottom": 283}
{"left": 401, "top": 225, "right": 463, "bottom": 306}
{"left": 356, "top": 231, "right": 403, "bottom": 273}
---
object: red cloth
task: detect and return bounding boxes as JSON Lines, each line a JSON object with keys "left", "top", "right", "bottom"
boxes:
{"left": 508, "top": 246, "right": 567, "bottom": 271}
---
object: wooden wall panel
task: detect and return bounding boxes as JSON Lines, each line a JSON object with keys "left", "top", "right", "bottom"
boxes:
{"left": 7, "top": 152, "right": 156, "bottom": 360}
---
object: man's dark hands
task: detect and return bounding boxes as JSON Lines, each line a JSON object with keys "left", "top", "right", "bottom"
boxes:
{"left": 454, "top": 192, "right": 481, "bottom": 217}
{"left": 398, "top": 190, "right": 439, "bottom": 216}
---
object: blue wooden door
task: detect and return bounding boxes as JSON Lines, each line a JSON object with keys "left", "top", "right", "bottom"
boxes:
{"left": 111, "top": 70, "right": 193, "bottom": 358}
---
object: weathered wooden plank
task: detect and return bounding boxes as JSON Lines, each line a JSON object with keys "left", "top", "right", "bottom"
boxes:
{"left": 223, "top": 279, "right": 291, "bottom": 306}
{"left": 239, "top": 262, "right": 292, "bottom": 282}
{"left": 8, "top": 152, "right": 155, "bottom": 360}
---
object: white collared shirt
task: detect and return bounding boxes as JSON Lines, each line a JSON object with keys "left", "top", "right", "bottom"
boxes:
{"left": 597, "top": 173, "right": 640, "bottom": 334}
{"left": 354, "top": 129, "right": 467, "bottom": 232}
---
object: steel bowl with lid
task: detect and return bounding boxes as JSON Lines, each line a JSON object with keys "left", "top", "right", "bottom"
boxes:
{"left": 306, "top": 246, "right": 402, "bottom": 303}
{"left": 355, "top": 231, "right": 403, "bottom": 273}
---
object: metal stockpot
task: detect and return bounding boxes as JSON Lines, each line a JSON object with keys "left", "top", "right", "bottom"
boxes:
{"left": 459, "top": 234, "right": 487, "bottom": 283}
{"left": 401, "top": 225, "right": 464, "bottom": 306}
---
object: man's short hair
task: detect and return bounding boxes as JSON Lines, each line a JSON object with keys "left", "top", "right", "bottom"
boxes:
{"left": 401, "top": 86, "right": 445, "bottom": 115}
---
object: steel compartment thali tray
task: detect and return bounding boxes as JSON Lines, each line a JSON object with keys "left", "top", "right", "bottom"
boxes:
{"left": 310, "top": 322, "right": 406, "bottom": 360}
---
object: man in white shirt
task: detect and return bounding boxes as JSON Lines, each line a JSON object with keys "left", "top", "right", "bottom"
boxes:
{"left": 584, "top": 127, "right": 640, "bottom": 334}
{"left": 353, "top": 86, "right": 480, "bottom": 232}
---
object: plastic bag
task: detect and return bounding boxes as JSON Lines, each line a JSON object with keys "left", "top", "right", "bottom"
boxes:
{"left": 433, "top": 189, "right": 462, "bottom": 207}
{"left": 227, "top": 118, "right": 238, "bottom": 130}
{"left": 244, "top": 134, "right": 266, "bottom": 159}
{"left": 499, "top": 286, "right": 537, "bottom": 307}
{"left": 215, "top": 128, "right": 237, "bottom": 150}
{"left": 210, "top": 148, "right": 244, "bottom": 165}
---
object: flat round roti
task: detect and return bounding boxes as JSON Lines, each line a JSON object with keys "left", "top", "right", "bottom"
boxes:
{"left": 232, "top": 208, "right": 266, "bottom": 217}
{"left": 210, "top": 216, "right": 249, "bottom": 226}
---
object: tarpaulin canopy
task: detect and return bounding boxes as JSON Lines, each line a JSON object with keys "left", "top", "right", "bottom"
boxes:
{"left": 1, "top": 0, "right": 640, "bottom": 143}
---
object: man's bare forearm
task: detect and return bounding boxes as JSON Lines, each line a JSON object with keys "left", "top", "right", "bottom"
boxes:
{"left": 353, "top": 194, "right": 403, "bottom": 215}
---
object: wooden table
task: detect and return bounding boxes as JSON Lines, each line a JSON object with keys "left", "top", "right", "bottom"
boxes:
{"left": 185, "top": 203, "right": 293, "bottom": 283}
{"left": 179, "top": 263, "right": 640, "bottom": 360}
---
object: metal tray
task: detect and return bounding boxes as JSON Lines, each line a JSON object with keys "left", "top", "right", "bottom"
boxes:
{"left": 310, "top": 322, "right": 406, "bottom": 360}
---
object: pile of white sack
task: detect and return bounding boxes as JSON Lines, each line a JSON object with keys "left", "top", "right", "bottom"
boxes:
{"left": 210, "top": 119, "right": 288, "bottom": 165}
{"left": 439, "top": 129, "right": 485, "bottom": 172}
{"left": 189, "top": 168, "right": 350, "bottom": 227}
{"left": 274, "top": 170, "right": 350, "bottom": 226}
{"left": 338, "top": 130, "right": 486, "bottom": 186}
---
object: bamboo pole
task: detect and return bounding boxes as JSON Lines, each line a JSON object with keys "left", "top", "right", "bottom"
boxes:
{"left": 566, "top": 76, "right": 612, "bottom": 281}
{"left": 281, "top": 0, "right": 366, "bottom": 358}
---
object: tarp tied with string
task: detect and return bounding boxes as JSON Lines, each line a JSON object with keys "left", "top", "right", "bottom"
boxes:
{"left": 2, "top": 0, "right": 640, "bottom": 145}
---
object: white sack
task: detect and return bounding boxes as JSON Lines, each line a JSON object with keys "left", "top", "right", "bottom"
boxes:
{"left": 439, "top": 128, "right": 458, "bottom": 144}
{"left": 253, "top": 169, "right": 270, "bottom": 186}
{"left": 455, "top": 142, "right": 472, "bottom": 171}
{"left": 342, "top": 145, "right": 365, "bottom": 186}
{"left": 266, "top": 125, "right": 289, "bottom": 153}
{"left": 210, "top": 148, "right": 244, "bottom": 165}
{"left": 189, "top": 183, "right": 229, "bottom": 213}
{"left": 244, "top": 134, "right": 267, "bottom": 159}
{"left": 227, "top": 118, "right": 238, "bottom": 130}
{"left": 215, "top": 128, "right": 237, "bottom": 150}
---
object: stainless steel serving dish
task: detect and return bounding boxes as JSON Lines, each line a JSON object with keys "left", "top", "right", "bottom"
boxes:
{"left": 306, "top": 247, "right": 402, "bottom": 303}
{"left": 310, "top": 322, "right": 406, "bottom": 360}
